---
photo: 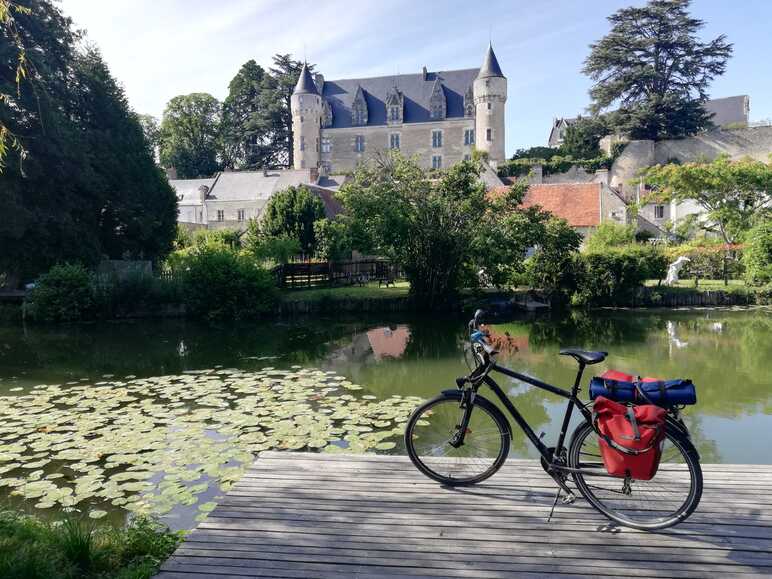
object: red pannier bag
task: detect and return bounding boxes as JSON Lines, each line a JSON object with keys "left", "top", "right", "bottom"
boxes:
{"left": 593, "top": 396, "right": 667, "bottom": 480}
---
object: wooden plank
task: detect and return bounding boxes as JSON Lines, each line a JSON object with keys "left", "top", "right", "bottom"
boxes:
{"left": 156, "top": 452, "right": 772, "bottom": 578}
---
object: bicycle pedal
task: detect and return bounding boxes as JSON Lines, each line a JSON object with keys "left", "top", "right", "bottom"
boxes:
{"left": 561, "top": 492, "right": 576, "bottom": 505}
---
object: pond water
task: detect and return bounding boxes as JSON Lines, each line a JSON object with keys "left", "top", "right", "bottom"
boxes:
{"left": 0, "top": 307, "right": 770, "bottom": 529}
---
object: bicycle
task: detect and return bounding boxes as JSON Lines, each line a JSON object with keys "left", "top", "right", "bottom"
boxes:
{"left": 404, "top": 310, "right": 703, "bottom": 530}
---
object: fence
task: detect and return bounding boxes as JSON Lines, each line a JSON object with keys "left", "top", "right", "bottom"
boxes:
{"left": 275, "top": 259, "right": 401, "bottom": 289}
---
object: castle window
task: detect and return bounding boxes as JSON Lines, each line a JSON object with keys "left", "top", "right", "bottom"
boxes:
{"left": 464, "top": 154, "right": 471, "bottom": 161}
{"left": 486, "top": 128, "right": 492, "bottom": 142}
{"left": 389, "top": 107, "right": 400, "bottom": 122}
{"left": 390, "top": 133, "right": 400, "bottom": 150}
{"left": 385, "top": 87, "right": 403, "bottom": 125}
{"left": 315, "top": 137, "right": 319, "bottom": 153}
{"left": 216, "top": 210, "right": 224, "bottom": 222}
{"left": 300, "top": 136, "right": 305, "bottom": 151}
{"left": 655, "top": 205, "right": 665, "bottom": 219}
{"left": 464, "top": 129, "right": 475, "bottom": 146}
{"left": 487, "top": 102, "right": 492, "bottom": 111}
{"left": 321, "top": 99, "right": 333, "bottom": 128}
{"left": 464, "top": 85, "right": 475, "bottom": 117}
{"left": 354, "top": 135, "right": 365, "bottom": 153}
{"left": 432, "top": 130, "right": 443, "bottom": 148}
{"left": 429, "top": 79, "right": 446, "bottom": 120}
{"left": 237, "top": 209, "right": 245, "bottom": 222}
{"left": 321, "top": 137, "right": 332, "bottom": 153}
{"left": 432, "top": 155, "right": 442, "bottom": 170}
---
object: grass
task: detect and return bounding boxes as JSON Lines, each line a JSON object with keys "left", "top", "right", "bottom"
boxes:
{"left": 281, "top": 280, "right": 411, "bottom": 302}
{"left": 0, "top": 510, "right": 182, "bottom": 579}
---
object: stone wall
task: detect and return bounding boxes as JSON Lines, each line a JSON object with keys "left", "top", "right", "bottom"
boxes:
{"left": 320, "top": 118, "right": 475, "bottom": 173}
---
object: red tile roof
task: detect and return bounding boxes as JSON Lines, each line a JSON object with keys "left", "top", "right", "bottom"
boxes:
{"left": 490, "top": 183, "right": 602, "bottom": 228}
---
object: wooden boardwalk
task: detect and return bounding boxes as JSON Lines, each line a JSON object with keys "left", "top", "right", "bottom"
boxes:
{"left": 157, "top": 451, "right": 772, "bottom": 578}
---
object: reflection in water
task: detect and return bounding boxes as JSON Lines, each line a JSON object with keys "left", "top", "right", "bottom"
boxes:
{"left": 1, "top": 307, "right": 771, "bottom": 464}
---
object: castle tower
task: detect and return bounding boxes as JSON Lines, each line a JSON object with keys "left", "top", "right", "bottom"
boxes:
{"left": 291, "top": 63, "right": 322, "bottom": 170}
{"left": 473, "top": 44, "right": 507, "bottom": 166}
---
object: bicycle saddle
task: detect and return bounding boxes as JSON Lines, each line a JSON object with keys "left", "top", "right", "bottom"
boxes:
{"left": 559, "top": 349, "right": 607, "bottom": 365}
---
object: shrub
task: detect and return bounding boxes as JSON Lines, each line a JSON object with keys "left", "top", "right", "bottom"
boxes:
{"left": 177, "top": 245, "right": 278, "bottom": 320}
{"left": 93, "top": 272, "right": 183, "bottom": 318}
{"left": 525, "top": 217, "right": 582, "bottom": 304}
{"left": 584, "top": 222, "right": 636, "bottom": 252}
{"left": 665, "top": 239, "right": 745, "bottom": 281}
{"left": 573, "top": 246, "right": 668, "bottom": 306}
{"left": 27, "top": 264, "right": 94, "bottom": 322}
{"left": 744, "top": 219, "right": 772, "bottom": 285}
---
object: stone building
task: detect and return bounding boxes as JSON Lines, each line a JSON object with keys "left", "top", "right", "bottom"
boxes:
{"left": 291, "top": 44, "right": 507, "bottom": 173}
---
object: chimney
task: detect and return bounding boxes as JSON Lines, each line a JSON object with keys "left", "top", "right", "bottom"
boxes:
{"left": 314, "top": 73, "right": 324, "bottom": 94}
{"left": 309, "top": 166, "right": 319, "bottom": 184}
{"left": 421, "top": 66, "right": 428, "bottom": 81}
{"left": 197, "top": 185, "right": 209, "bottom": 204}
{"left": 528, "top": 164, "right": 543, "bottom": 184}
{"left": 594, "top": 168, "right": 609, "bottom": 185}
{"left": 165, "top": 166, "right": 178, "bottom": 180}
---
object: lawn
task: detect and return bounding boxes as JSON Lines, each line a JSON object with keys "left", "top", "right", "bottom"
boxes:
{"left": 644, "top": 279, "right": 746, "bottom": 290}
{"left": 281, "top": 281, "right": 411, "bottom": 302}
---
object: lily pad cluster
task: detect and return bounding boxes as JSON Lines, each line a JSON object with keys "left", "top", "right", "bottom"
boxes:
{"left": 0, "top": 367, "right": 422, "bottom": 524}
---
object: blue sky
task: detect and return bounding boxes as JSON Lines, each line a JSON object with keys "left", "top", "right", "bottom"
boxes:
{"left": 63, "top": 0, "right": 771, "bottom": 155}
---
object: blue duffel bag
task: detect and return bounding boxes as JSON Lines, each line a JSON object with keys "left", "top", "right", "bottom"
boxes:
{"left": 589, "top": 370, "right": 696, "bottom": 407}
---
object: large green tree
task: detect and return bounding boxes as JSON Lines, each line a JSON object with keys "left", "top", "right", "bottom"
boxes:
{"left": 0, "top": 0, "right": 29, "bottom": 171}
{"left": 560, "top": 116, "right": 609, "bottom": 159}
{"left": 221, "top": 59, "right": 269, "bottom": 169}
{"left": 338, "top": 154, "right": 552, "bottom": 307}
{"left": 260, "top": 185, "right": 325, "bottom": 255}
{"left": 584, "top": 0, "right": 733, "bottom": 140}
{"left": 644, "top": 156, "right": 772, "bottom": 244}
{"left": 137, "top": 113, "right": 160, "bottom": 153}
{"left": 159, "top": 92, "right": 222, "bottom": 178}
{"left": 0, "top": 0, "right": 176, "bottom": 284}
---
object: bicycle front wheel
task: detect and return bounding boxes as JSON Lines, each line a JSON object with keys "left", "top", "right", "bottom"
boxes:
{"left": 568, "top": 420, "right": 702, "bottom": 530}
{"left": 405, "top": 392, "right": 510, "bottom": 486}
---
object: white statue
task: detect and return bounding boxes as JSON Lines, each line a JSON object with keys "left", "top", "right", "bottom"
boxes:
{"left": 665, "top": 256, "right": 690, "bottom": 286}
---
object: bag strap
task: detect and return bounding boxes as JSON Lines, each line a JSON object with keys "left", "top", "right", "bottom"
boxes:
{"left": 592, "top": 407, "right": 660, "bottom": 456}
{"left": 634, "top": 378, "right": 656, "bottom": 405}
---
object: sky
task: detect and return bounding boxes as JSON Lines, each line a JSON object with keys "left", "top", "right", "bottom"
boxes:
{"left": 61, "top": 0, "right": 772, "bottom": 156}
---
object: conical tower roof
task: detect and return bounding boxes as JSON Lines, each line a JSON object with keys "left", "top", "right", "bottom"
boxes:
{"left": 477, "top": 43, "right": 504, "bottom": 79}
{"left": 293, "top": 62, "right": 318, "bottom": 95}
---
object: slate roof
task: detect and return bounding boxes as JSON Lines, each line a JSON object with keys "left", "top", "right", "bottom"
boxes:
{"left": 168, "top": 177, "right": 219, "bottom": 205}
{"left": 321, "top": 68, "right": 478, "bottom": 129}
{"left": 293, "top": 62, "right": 318, "bottom": 95}
{"left": 477, "top": 44, "right": 504, "bottom": 79}
{"left": 490, "top": 183, "right": 603, "bottom": 228}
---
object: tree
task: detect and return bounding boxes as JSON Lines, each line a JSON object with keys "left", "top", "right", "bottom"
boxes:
{"left": 584, "top": 222, "right": 636, "bottom": 252}
{"left": 526, "top": 217, "right": 583, "bottom": 304}
{"left": 0, "top": 0, "right": 30, "bottom": 171}
{"left": 221, "top": 60, "right": 270, "bottom": 169}
{"left": 584, "top": 0, "right": 733, "bottom": 140}
{"left": 1, "top": 1, "right": 176, "bottom": 284}
{"left": 560, "top": 116, "right": 609, "bottom": 159}
{"left": 644, "top": 156, "right": 772, "bottom": 244}
{"left": 137, "top": 113, "right": 160, "bottom": 153}
{"left": 159, "top": 93, "right": 222, "bottom": 178}
{"left": 257, "top": 54, "right": 314, "bottom": 168}
{"left": 743, "top": 219, "right": 772, "bottom": 286}
{"left": 260, "top": 185, "right": 325, "bottom": 255}
{"left": 314, "top": 218, "right": 352, "bottom": 262}
{"left": 338, "top": 154, "right": 552, "bottom": 307}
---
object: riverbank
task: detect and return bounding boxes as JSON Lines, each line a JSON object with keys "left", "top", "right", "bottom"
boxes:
{"left": 3, "top": 282, "right": 770, "bottom": 322}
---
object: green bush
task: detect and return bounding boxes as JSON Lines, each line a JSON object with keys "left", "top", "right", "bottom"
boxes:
{"left": 573, "top": 246, "right": 668, "bottom": 306}
{"left": 744, "top": 220, "right": 772, "bottom": 285}
{"left": 93, "top": 272, "right": 183, "bottom": 317}
{"left": 584, "top": 222, "right": 636, "bottom": 252}
{"left": 0, "top": 511, "right": 181, "bottom": 579}
{"left": 665, "top": 239, "right": 745, "bottom": 281}
{"left": 177, "top": 245, "right": 278, "bottom": 320}
{"left": 525, "top": 217, "right": 583, "bottom": 304}
{"left": 27, "top": 264, "right": 94, "bottom": 322}
{"left": 246, "top": 234, "right": 301, "bottom": 265}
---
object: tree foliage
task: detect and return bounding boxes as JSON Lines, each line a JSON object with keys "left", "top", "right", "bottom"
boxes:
{"left": 743, "top": 219, "right": 772, "bottom": 286}
{"left": 560, "top": 116, "right": 609, "bottom": 159}
{"left": 584, "top": 222, "right": 637, "bottom": 252}
{"left": 644, "top": 156, "right": 772, "bottom": 243}
{"left": 1, "top": 2, "right": 177, "bottom": 284}
{"left": 260, "top": 185, "right": 325, "bottom": 255}
{"left": 220, "top": 59, "right": 268, "bottom": 169}
{"left": 338, "top": 154, "right": 558, "bottom": 307}
{"left": 137, "top": 114, "right": 160, "bottom": 153}
{"left": 159, "top": 93, "right": 222, "bottom": 178}
{"left": 526, "top": 218, "right": 583, "bottom": 303}
{"left": 0, "top": 0, "right": 30, "bottom": 171}
{"left": 584, "top": 0, "right": 733, "bottom": 140}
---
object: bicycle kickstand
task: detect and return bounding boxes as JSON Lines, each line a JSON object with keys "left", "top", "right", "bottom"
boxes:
{"left": 546, "top": 487, "right": 561, "bottom": 523}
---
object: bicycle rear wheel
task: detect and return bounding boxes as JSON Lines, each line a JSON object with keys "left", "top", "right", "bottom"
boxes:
{"left": 568, "top": 421, "right": 702, "bottom": 530}
{"left": 405, "top": 392, "right": 510, "bottom": 486}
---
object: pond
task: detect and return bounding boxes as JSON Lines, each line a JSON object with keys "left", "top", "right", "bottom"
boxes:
{"left": 0, "top": 307, "right": 770, "bottom": 529}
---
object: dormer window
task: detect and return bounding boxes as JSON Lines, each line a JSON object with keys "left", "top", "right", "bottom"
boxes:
{"left": 464, "top": 85, "right": 475, "bottom": 117}
{"left": 385, "top": 87, "right": 403, "bottom": 125}
{"left": 351, "top": 86, "right": 368, "bottom": 126}
{"left": 429, "top": 78, "right": 446, "bottom": 120}
{"left": 321, "top": 99, "right": 333, "bottom": 128}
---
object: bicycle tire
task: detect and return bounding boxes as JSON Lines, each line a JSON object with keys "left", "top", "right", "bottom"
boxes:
{"left": 568, "top": 420, "right": 703, "bottom": 530}
{"left": 405, "top": 391, "right": 510, "bottom": 486}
